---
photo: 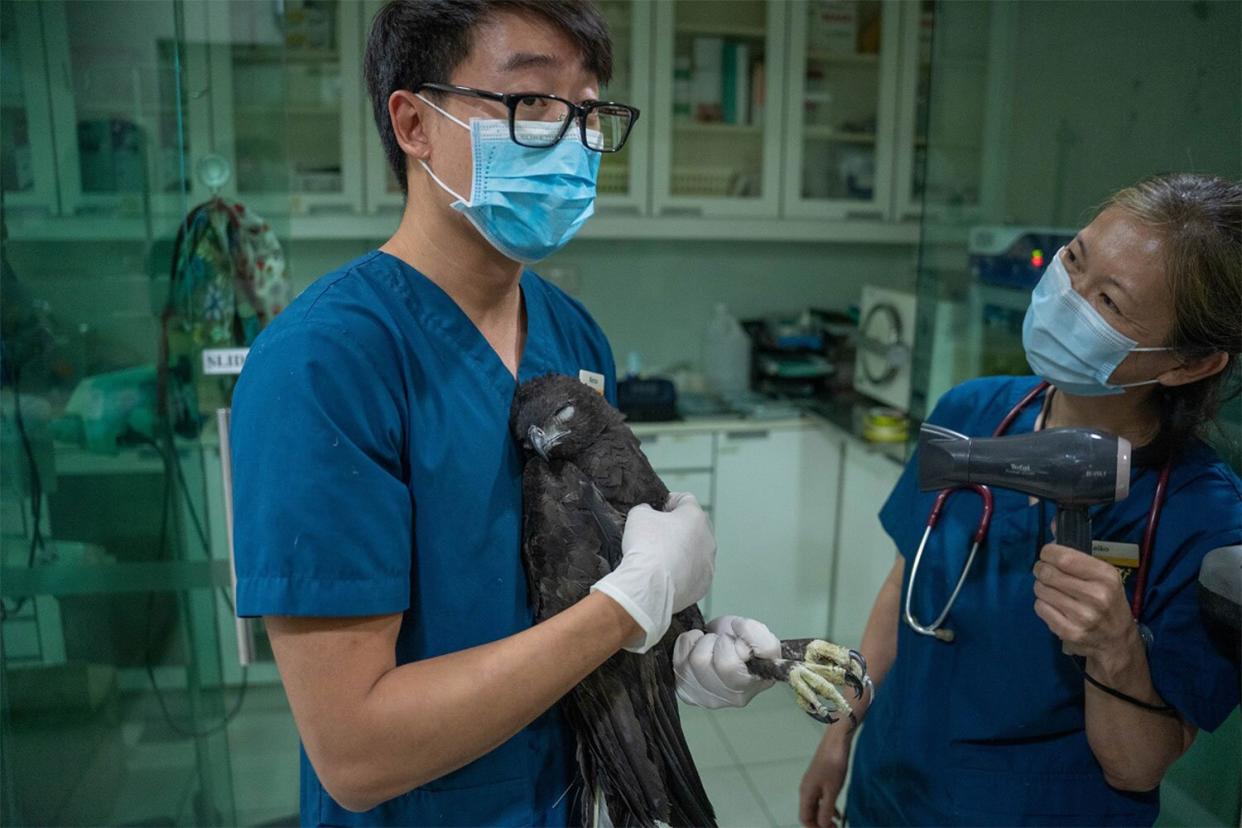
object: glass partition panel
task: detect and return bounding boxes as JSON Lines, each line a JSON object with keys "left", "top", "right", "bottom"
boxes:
{"left": 2, "top": 0, "right": 298, "bottom": 824}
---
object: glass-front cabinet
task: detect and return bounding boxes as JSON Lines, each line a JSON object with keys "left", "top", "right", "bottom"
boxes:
{"left": 361, "top": 0, "right": 405, "bottom": 212}
{"left": 593, "top": 0, "right": 651, "bottom": 214}
{"left": 651, "top": 0, "right": 785, "bottom": 217}
{"left": 893, "top": 0, "right": 998, "bottom": 222}
{"left": 39, "top": 0, "right": 200, "bottom": 217}
{"left": 213, "top": 0, "right": 364, "bottom": 215}
{"left": 1, "top": 2, "right": 58, "bottom": 214}
{"left": 783, "top": 0, "right": 900, "bottom": 220}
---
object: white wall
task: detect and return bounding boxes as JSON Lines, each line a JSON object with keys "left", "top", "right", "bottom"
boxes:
{"left": 995, "top": 0, "right": 1242, "bottom": 225}
{"left": 283, "top": 236, "right": 919, "bottom": 374}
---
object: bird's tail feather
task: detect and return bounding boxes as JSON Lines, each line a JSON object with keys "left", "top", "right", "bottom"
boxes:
{"left": 645, "top": 654, "right": 717, "bottom": 828}
{"left": 569, "top": 669, "right": 668, "bottom": 827}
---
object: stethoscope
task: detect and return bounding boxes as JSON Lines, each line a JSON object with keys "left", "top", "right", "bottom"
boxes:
{"left": 903, "top": 380, "right": 1173, "bottom": 642}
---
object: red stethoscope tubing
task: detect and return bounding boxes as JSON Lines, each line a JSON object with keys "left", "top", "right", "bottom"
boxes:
{"left": 923, "top": 380, "right": 1169, "bottom": 624}
{"left": 1132, "top": 461, "right": 1171, "bottom": 621}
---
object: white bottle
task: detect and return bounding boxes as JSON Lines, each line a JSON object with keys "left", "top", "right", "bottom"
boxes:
{"left": 703, "top": 303, "right": 752, "bottom": 397}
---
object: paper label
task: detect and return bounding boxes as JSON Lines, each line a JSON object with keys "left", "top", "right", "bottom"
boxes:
{"left": 1091, "top": 540, "right": 1140, "bottom": 569}
{"left": 202, "top": 348, "right": 250, "bottom": 376}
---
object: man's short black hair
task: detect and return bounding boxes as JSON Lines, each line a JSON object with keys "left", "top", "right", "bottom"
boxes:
{"left": 364, "top": 0, "right": 613, "bottom": 196}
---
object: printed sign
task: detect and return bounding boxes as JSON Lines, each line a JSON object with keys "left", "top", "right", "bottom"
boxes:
{"left": 203, "top": 348, "right": 250, "bottom": 376}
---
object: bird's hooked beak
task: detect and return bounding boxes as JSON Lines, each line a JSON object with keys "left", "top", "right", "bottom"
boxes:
{"left": 528, "top": 424, "right": 568, "bottom": 462}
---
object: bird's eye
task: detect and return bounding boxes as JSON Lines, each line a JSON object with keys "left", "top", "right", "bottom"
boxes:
{"left": 554, "top": 404, "right": 575, "bottom": 422}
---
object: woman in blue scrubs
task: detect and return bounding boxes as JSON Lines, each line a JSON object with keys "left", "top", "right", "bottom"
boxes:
{"left": 800, "top": 173, "right": 1242, "bottom": 827}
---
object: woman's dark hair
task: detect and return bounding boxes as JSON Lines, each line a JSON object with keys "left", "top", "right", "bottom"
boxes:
{"left": 1106, "top": 173, "right": 1242, "bottom": 454}
{"left": 363, "top": 0, "right": 612, "bottom": 196}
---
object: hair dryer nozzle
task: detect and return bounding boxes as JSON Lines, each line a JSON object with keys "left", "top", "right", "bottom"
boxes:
{"left": 918, "top": 424, "right": 972, "bottom": 491}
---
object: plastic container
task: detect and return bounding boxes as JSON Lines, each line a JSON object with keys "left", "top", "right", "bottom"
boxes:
{"left": 703, "top": 304, "right": 752, "bottom": 397}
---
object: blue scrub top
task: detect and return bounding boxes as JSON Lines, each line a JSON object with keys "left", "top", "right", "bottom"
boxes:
{"left": 849, "top": 376, "right": 1242, "bottom": 827}
{"left": 229, "top": 250, "right": 618, "bottom": 827}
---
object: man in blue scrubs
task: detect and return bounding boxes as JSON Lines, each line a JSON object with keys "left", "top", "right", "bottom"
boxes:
{"left": 228, "top": 2, "right": 776, "bottom": 825}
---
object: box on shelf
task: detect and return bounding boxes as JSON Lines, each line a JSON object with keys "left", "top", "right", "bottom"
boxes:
{"left": 672, "top": 166, "right": 736, "bottom": 197}
{"left": 808, "top": 0, "right": 858, "bottom": 55}
{"left": 691, "top": 36, "right": 723, "bottom": 122}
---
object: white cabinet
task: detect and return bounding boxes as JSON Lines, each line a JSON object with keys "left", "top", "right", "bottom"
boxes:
{"left": 10, "top": 0, "right": 999, "bottom": 242}
{"left": 594, "top": 0, "right": 654, "bottom": 215}
{"left": 37, "top": 0, "right": 217, "bottom": 217}
{"left": 711, "top": 426, "right": 841, "bottom": 640}
{"left": 207, "top": 0, "right": 366, "bottom": 216}
{"left": 1, "top": 1, "right": 58, "bottom": 214}
{"left": 782, "top": 0, "right": 902, "bottom": 221}
{"left": 829, "top": 440, "right": 902, "bottom": 648}
{"left": 650, "top": 0, "right": 787, "bottom": 218}
{"left": 638, "top": 430, "right": 716, "bottom": 514}
{"left": 361, "top": 0, "right": 403, "bottom": 212}
{"left": 637, "top": 430, "right": 716, "bottom": 470}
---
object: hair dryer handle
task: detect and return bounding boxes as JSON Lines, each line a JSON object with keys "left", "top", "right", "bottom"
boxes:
{"left": 1055, "top": 506, "right": 1093, "bottom": 554}
{"left": 1054, "top": 505, "right": 1093, "bottom": 656}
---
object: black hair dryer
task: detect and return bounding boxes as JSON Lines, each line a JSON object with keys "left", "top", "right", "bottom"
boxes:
{"left": 918, "top": 424, "right": 1133, "bottom": 554}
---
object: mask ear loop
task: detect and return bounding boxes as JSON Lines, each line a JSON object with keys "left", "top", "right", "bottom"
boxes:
{"left": 415, "top": 93, "right": 469, "bottom": 130}
{"left": 1110, "top": 345, "right": 1183, "bottom": 389}
{"left": 414, "top": 93, "right": 472, "bottom": 204}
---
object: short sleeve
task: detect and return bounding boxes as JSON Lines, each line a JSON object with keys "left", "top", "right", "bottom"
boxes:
{"left": 878, "top": 381, "right": 982, "bottom": 558}
{"left": 879, "top": 456, "right": 923, "bottom": 559}
{"left": 1144, "top": 475, "right": 1242, "bottom": 732}
{"left": 230, "top": 321, "right": 411, "bottom": 618}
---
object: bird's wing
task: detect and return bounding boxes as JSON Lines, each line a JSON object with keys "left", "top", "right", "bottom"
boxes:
{"left": 521, "top": 460, "right": 615, "bottom": 620}
{"left": 522, "top": 458, "right": 676, "bottom": 826}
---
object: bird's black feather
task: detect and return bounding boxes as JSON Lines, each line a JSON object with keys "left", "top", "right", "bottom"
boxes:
{"left": 513, "top": 374, "right": 716, "bottom": 828}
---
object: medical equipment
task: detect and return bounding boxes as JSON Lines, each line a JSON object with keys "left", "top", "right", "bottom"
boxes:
{"left": 904, "top": 381, "right": 1154, "bottom": 642}
{"left": 854, "top": 286, "right": 914, "bottom": 411}
{"left": 967, "top": 226, "right": 1075, "bottom": 378}
{"left": 1199, "top": 545, "right": 1241, "bottom": 635}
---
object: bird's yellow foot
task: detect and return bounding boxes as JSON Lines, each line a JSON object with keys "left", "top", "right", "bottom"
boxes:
{"left": 781, "top": 639, "right": 870, "bottom": 728}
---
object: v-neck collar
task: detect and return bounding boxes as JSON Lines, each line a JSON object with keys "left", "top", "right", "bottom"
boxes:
{"left": 376, "top": 250, "right": 552, "bottom": 403}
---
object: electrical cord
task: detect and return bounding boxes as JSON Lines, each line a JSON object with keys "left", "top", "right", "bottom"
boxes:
{"left": 1036, "top": 499, "right": 1180, "bottom": 717}
{"left": 0, "top": 367, "right": 48, "bottom": 622}
{"left": 1072, "top": 656, "right": 1178, "bottom": 715}
{"left": 132, "top": 420, "right": 248, "bottom": 737}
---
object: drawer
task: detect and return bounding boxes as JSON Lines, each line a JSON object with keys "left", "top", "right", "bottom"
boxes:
{"left": 657, "top": 470, "right": 713, "bottom": 508}
{"left": 637, "top": 432, "right": 714, "bottom": 471}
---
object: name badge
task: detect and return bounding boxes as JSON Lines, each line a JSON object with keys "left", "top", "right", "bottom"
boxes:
{"left": 1092, "top": 540, "right": 1140, "bottom": 569}
{"left": 579, "top": 369, "right": 606, "bottom": 395}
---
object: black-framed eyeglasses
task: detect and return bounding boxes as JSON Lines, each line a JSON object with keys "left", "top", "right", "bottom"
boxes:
{"left": 415, "top": 82, "right": 639, "bottom": 153}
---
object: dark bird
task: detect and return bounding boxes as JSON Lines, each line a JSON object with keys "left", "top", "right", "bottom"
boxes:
{"left": 511, "top": 373, "right": 869, "bottom": 828}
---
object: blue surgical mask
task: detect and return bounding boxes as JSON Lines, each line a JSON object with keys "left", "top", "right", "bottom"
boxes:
{"left": 1022, "top": 249, "right": 1172, "bottom": 396}
{"left": 416, "top": 94, "right": 600, "bottom": 263}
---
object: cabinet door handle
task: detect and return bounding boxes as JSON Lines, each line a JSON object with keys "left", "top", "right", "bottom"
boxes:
{"left": 724, "top": 430, "right": 770, "bottom": 441}
{"left": 659, "top": 205, "right": 704, "bottom": 217}
{"left": 599, "top": 203, "right": 643, "bottom": 216}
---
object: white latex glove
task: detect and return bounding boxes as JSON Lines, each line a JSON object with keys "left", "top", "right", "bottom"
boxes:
{"left": 591, "top": 492, "right": 716, "bottom": 654}
{"left": 673, "top": 615, "right": 782, "bottom": 709}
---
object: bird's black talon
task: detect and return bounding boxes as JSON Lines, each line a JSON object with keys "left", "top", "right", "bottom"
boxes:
{"left": 815, "top": 710, "right": 838, "bottom": 725}
{"left": 844, "top": 671, "right": 864, "bottom": 700}
{"left": 849, "top": 649, "right": 867, "bottom": 676}
{"left": 847, "top": 712, "right": 859, "bottom": 733}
